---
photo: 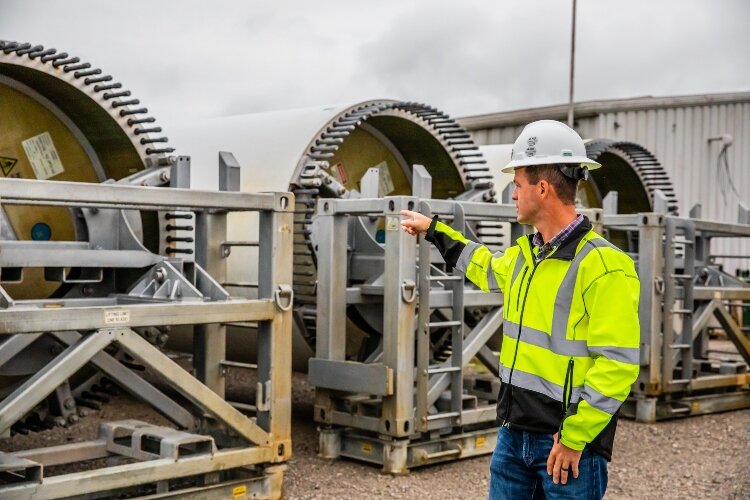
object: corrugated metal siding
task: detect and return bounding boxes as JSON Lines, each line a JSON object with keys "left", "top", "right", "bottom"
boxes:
{"left": 468, "top": 98, "right": 750, "bottom": 274}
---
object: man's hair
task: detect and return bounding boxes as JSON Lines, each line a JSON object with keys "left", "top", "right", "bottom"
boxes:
{"left": 523, "top": 164, "right": 579, "bottom": 205}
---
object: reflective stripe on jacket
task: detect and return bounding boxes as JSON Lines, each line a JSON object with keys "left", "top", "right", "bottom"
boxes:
{"left": 425, "top": 215, "right": 640, "bottom": 459}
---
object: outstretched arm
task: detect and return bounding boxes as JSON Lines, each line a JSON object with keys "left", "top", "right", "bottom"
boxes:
{"left": 399, "top": 209, "right": 511, "bottom": 294}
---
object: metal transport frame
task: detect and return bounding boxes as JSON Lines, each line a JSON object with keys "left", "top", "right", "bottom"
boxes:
{"left": 308, "top": 182, "right": 533, "bottom": 473}
{"left": 309, "top": 182, "right": 749, "bottom": 471}
{"left": 607, "top": 210, "right": 750, "bottom": 422}
{"left": 0, "top": 165, "right": 294, "bottom": 499}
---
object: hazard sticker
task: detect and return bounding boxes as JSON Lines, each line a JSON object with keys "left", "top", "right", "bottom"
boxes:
{"left": 335, "top": 163, "right": 348, "bottom": 185}
{"left": 0, "top": 157, "right": 17, "bottom": 176}
{"left": 21, "top": 132, "right": 65, "bottom": 180}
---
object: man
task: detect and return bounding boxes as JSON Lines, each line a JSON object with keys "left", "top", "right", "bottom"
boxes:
{"left": 400, "top": 120, "right": 640, "bottom": 499}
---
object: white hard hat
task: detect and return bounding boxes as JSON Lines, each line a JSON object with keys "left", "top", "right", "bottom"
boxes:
{"left": 501, "top": 120, "right": 601, "bottom": 174}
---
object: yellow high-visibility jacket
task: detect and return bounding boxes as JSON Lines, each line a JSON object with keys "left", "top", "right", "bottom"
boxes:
{"left": 425, "top": 215, "right": 640, "bottom": 459}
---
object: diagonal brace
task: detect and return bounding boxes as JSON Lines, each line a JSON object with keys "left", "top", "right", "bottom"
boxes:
{"left": 477, "top": 345, "right": 501, "bottom": 377}
{"left": 0, "top": 333, "right": 42, "bottom": 368}
{"left": 115, "top": 329, "right": 270, "bottom": 446}
{"left": 0, "top": 330, "right": 116, "bottom": 435}
{"left": 428, "top": 306, "right": 503, "bottom": 406}
{"left": 691, "top": 300, "right": 719, "bottom": 341}
{"left": 713, "top": 304, "right": 750, "bottom": 366}
{"left": 51, "top": 331, "right": 195, "bottom": 430}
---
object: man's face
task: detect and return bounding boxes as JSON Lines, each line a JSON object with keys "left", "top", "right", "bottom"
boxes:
{"left": 512, "top": 168, "right": 542, "bottom": 225}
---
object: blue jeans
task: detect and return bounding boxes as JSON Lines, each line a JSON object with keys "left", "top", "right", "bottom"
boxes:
{"left": 489, "top": 426, "right": 608, "bottom": 500}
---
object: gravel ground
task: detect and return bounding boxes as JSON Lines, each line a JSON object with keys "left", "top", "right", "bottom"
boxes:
{"left": 2, "top": 372, "right": 748, "bottom": 499}
{"left": 284, "top": 374, "right": 750, "bottom": 500}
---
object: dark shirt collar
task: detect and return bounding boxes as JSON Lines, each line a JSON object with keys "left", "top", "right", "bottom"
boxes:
{"left": 532, "top": 214, "right": 584, "bottom": 262}
{"left": 524, "top": 215, "right": 593, "bottom": 262}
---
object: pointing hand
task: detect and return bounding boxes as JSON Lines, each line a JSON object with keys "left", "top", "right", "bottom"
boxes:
{"left": 399, "top": 210, "right": 432, "bottom": 236}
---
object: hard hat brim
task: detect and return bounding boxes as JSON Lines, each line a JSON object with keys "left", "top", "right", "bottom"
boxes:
{"left": 500, "top": 155, "right": 602, "bottom": 173}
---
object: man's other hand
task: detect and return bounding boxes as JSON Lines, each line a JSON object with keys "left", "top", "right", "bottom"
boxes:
{"left": 399, "top": 210, "right": 432, "bottom": 236}
{"left": 546, "top": 433, "right": 583, "bottom": 485}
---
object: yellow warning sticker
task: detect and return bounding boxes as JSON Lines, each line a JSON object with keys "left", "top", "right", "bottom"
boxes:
{"left": 0, "top": 157, "right": 17, "bottom": 176}
{"left": 476, "top": 436, "right": 486, "bottom": 447}
{"left": 362, "top": 442, "right": 373, "bottom": 453}
{"left": 232, "top": 485, "right": 247, "bottom": 497}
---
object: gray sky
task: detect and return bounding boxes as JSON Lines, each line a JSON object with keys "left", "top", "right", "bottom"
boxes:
{"left": 1, "top": 0, "right": 748, "bottom": 131}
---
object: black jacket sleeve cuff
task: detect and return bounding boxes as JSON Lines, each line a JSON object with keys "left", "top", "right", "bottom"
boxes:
{"left": 423, "top": 215, "right": 468, "bottom": 269}
{"left": 425, "top": 215, "right": 440, "bottom": 243}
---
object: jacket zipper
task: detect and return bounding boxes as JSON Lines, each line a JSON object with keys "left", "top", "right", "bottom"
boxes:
{"left": 515, "top": 265, "right": 529, "bottom": 312}
{"left": 559, "top": 357, "right": 575, "bottom": 441}
{"left": 503, "top": 258, "right": 538, "bottom": 424}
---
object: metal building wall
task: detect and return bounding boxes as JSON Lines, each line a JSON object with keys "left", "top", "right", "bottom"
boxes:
{"left": 460, "top": 93, "right": 750, "bottom": 273}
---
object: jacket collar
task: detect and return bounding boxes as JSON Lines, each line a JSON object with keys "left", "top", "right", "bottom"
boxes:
{"left": 517, "top": 216, "right": 593, "bottom": 262}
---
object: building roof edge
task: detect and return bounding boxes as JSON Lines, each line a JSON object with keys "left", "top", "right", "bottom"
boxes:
{"left": 458, "top": 91, "right": 750, "bottom": 130}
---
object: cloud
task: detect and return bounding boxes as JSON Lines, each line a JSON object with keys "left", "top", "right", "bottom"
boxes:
{"left": 355, "top": 0, "right": 750, "bottom": 117}
{"left": 573, "top": 0, "right": 750, "bottom": 102}
{"left": 355, "top": 1, "right": 578, "bottom": 116}
{"left": 0, "top": 0, "right": 747, "bottom": 128}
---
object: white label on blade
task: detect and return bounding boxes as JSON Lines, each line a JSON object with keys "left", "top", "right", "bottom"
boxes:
{"left": 104, "top": 309, "right": 130, "bottom": 325}
{"left": 375, "top": 161, "right": 394, "bottom": 197}
{"left": 21, "top": 132, "right": 64, "bottom": 180}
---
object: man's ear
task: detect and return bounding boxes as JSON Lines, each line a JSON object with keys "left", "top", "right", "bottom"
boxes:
{"left": 538, "top": 179, "right": 549, "bottom": 198}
